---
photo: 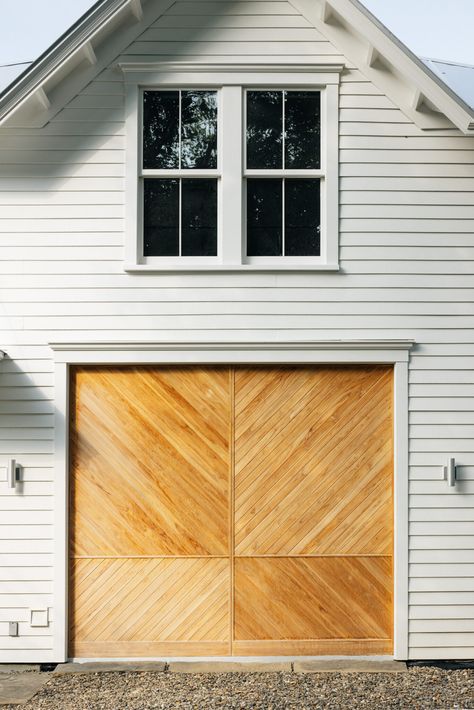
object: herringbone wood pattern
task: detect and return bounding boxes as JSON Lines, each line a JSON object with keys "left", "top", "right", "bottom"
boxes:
{"left": 70, "top": 558, "right": 230, "bottom": 656}
{"left": 70, "top": 366, "right": 231, "bottom": 557}
{"left": 234, "top": 556, "right": 392, "bottom": 640}
{"left": 69, "top": 366, "right": 393, "bottom": 657}
{"left": 234, "top": 366, "right": 393, "bottom": 555}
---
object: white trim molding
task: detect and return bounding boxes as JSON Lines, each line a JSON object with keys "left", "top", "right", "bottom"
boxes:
{"left": 51, "top": 339, "right": 412, "bottom": 662}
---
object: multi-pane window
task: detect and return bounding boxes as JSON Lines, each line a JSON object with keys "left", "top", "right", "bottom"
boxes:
{"left": 131, "top": 78, "right": 337, "bottom": 270}
{"left": 142, "top": 90, "right": 218, "bottom": 257}
{"left": 245, "top": 90, "right": 321, "bottom": 258}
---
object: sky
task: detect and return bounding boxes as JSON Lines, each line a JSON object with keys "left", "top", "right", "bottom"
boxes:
{"left": 0, "top": 0, "right": 473, "bottom": 90}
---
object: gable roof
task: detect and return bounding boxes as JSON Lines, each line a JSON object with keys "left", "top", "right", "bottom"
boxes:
{"left": 423, "top": 58, "right": 474, "bottom": 111}
{"left": 0, "top": 0, "right": 473, "bottom": 133}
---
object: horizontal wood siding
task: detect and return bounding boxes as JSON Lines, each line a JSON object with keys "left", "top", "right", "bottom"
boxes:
{"left": 0, "top": 0, "right": 473, "bottom": 661}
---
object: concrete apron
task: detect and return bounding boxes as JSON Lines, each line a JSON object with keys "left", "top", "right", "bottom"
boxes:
{"left": 53, "top": 659, "right": 408, "bottom": 674}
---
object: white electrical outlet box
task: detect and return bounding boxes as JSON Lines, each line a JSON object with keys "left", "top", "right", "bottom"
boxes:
{"left": 30, "top": 609, "right": 49, "bottom": 627}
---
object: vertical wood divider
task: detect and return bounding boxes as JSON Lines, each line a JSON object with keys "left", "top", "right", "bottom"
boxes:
{"left": 230, "top": 366, "right": 235, "bottom": 655}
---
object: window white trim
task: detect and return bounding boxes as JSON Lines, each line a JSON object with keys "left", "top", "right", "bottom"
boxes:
{"left": 123, "top": 63, "right": 343, "bottom": 272}
{"left": 51, "top": 338, "right": 412, "bottom": 662}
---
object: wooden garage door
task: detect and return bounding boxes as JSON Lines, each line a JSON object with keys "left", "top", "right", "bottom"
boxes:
{"left": 69, "top": 365, "right": 393, "bottom": 657}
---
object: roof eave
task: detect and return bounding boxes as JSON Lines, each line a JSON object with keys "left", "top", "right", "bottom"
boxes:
{"left": 0, "top": 0, "right": 473, "bottom": 133}
{"left": 0, "top": 0, "right": 145, "bottom": 127}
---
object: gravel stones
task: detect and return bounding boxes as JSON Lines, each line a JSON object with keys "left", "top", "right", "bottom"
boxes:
{"left": 1, "top": 666, "right": 473, "bottom": 709}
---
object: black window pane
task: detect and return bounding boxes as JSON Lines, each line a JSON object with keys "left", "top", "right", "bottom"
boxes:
{"left": 143, "top": 91, "right": 179, "bottom": 169}
{"left": 143, "top": 179, "right": 179, "bottom": 256}
{"left": 285, "top": 179, "right": 320, "bottom": 256}
{"left": 247, "top": 91, "right": 283, "bottom": 169}
{"left": 181, "top": 91, "right": 218, "bottom": 169}
{"left": 247, "top": 179, "right": 282, "bottom": 256}
{"left": 182, "top": 179, "right": 218, "bottom": 256}
{"left": 285, "top": 91, "right": 321, "bottom": 169}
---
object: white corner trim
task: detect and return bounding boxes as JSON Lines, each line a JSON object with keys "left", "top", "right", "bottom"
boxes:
{"left": 393, "top": 360, "right": 409, "bottom": 660}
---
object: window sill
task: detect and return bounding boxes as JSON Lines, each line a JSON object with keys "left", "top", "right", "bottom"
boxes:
{"left": 124, "top": 263, "right": 340, "bottom": 273}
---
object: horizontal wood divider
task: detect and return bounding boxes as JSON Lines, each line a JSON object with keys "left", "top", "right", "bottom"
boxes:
{"left": 73, "top": 642, "right": 230, "bottom": 658}
{"left": 232, "top": 640, "right": 393, "bottom": 656}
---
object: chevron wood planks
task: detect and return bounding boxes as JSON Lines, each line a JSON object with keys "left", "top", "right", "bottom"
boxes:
{"left": 69, "top": 365, "right": 393, "bottom": 657}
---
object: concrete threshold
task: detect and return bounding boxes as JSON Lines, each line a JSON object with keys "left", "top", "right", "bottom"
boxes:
{"left": 53, "top": 657, "right": 407, "bottom": 675}
{"left": 54, "top": 661, "right": 166, "bottom": 674}
{"left": 168, "top": 661, "right": 292, "bottom": 673}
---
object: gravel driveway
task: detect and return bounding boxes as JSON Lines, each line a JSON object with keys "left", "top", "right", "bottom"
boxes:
{"left": 3, "top": 666, "right": 473, "bottom": 709}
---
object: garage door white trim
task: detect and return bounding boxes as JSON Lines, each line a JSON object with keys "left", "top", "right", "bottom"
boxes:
{"left": 51, "top": 339, "right": 413, "bottom": 662}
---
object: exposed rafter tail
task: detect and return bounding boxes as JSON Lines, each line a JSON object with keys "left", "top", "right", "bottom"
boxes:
{"left": 128, "top": 0, "right": 143, "bottom": 22}
{"left": 366, "top": 43, "right": 379, "bottom": 68}
{"left": 34, "top": 87, "right": 51, "bottom": 111}
{"left": 320, "top": 0, "right": 333, "bottom": 22}
{"left": 82, "top": 42, "right": 97, "bottom": 66}
{"left": 412, "top": 88, "right": 424, "bottom": 112}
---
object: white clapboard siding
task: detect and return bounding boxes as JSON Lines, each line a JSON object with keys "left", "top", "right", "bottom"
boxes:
{"left": 411, "top": 536, "right": 474, "bottom": 550}
{"left": 3, "top": 301, "right": 474, "bottom": 317}
{"left": 0, "top": 0, "right": 473, "bottom": 663}
{"left": 411, "top": 619, "right": 474, "bottom": 632}
{"left": 0, "top": 624, "right": 53, "bottom": 637}
{"left": 0, "top": 540, "right": 54, "bottom": 554}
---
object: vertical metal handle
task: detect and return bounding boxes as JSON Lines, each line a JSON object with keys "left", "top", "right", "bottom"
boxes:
{"left": 7, "top": 459, "right": 19, "bottom": 489}
{"left": 443, "top": 457, "right": 457, "bottom": 488}
{"left": 447, "top": 457, "right": 456, "bottom": 487}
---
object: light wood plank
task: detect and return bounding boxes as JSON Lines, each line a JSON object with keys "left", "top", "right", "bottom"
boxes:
{"left": 234, "top": 366, "right": 393, "bottom": 556}
{"left": 234, "top": 557, "right": 392, "bottom": 642}
{"left": 70, "top": 558, "right": 230, "bottom": 655}
{"left": 232, "top": 639, "right": 392, "bottom": 656}
{"left": 70, "top": 366, "right": 231, "bottom": 557}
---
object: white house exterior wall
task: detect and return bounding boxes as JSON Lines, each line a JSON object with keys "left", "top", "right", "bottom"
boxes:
{"left": 0, "top": 0, "right": 474, "bottom": 662}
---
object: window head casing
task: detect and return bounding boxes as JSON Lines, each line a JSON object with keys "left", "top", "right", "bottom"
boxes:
{"left": 122, "top": 63, "right": 343, "bottom": 271}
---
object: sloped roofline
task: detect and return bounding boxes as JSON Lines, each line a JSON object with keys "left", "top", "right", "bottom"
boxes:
{"left": 350, "top": 0, "right": 474, "bottom": 122}
{"left": 0, "top": 0, "right": 473, "bottom": 132}
{"left": 0, "top": 0, "right": 145, "bottom": 126}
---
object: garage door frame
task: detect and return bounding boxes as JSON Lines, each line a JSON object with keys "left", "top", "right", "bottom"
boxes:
{"left": 51, "top": 339, "right": 413, "bottom": 662}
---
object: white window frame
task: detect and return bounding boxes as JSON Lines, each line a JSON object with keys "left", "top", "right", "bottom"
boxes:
{"left": 244, "top": 87, "right": 325, "bottom": 266}
{"left": 140, "top": 87, "right": 222, "bottom": 266}
{"left": 122, "top": 63, "right": 343, "bottom": 272}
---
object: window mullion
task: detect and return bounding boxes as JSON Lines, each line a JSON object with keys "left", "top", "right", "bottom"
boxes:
{"left": 178, "top": 89, "right": 182, "bottom": 170}
{"left": 282, "top": 90, "right": 286, "bottom": 170}
{"left": 179, "top": 177, "right": 182, "bottom": 257}
{"left": 282, "top": 178, "right": 285, "bottom": 257}
{"left": 220, "top": 85, "right": 243, "bottom": 266}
